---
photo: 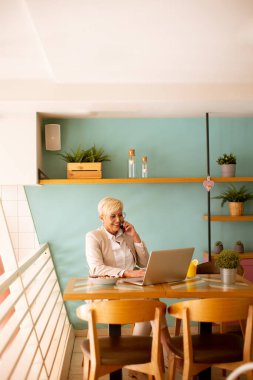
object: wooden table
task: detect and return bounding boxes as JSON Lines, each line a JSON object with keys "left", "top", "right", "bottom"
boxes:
{"left": 64, "top": 274, "right": 253, "bottom": 301}
{"left": 63, "top": 275, "right": 253, "bottom": 379}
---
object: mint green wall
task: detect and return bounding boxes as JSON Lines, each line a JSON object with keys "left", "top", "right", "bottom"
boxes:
{"left": 41, "top": 118, "right": 206, "bottom": 179}
{"left": 25, "top": 117, "right": 253, "bottom": 328}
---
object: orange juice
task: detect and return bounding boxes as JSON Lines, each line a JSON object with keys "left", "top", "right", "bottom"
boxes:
{"left": 186, "top": 259, "right": 199, "bottom": 278}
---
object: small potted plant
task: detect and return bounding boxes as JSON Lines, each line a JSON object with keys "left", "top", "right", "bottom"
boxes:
{"left": 214, "top": 241, "right": 223, "bottom": 254}
{"left": 216, "top": 249, "right": 240, "bottom": 285}
{"left": 233, "top": 240, "right": 244, "bottom": 253}
{"left": 216, "top": 153, "right": 236, "bottom": 177}
{"left": 212, "top": 185, "right": 253, "bottom": 216}
{"left": 58, "top": 145, "right": 111, "bottom": 179}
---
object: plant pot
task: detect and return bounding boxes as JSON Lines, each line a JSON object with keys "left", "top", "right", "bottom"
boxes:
{"left": 229, "top": 202, "right": 244, "bottom": 216}
{"left": 214, "top": 244, "right": 223, "bottom": 254}
{"left": 220, "top": 268, "right": 237, "bottom": 285}
{"left": 221, "top": 164, "right": 236, "bottom": 177}
{"left": 234, "top": 242, "right": 244, "bottom": 253}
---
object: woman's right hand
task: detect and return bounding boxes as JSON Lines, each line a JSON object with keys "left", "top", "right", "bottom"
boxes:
{"left": 123, "top": 269, "right": 146, "bottom": 278}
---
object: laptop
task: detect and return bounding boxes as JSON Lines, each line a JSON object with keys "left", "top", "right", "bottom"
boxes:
{"left": 124, "top": 247, "right": 194, "bottom": 286}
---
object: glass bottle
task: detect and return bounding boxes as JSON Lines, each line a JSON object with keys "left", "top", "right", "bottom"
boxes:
{"left": 141, "top": 156, "right": 148, "bottom": 178}
{"left": 128, "top": 149, "right": 135, "bottom": 178}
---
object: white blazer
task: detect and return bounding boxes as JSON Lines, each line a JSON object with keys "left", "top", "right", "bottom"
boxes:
{"left": 85, "top": 227, "right": 149, "bottom": 277}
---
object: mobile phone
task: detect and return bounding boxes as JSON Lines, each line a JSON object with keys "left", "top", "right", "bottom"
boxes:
{"left": 120, "top": 224, "right": 125, "bottom": 232}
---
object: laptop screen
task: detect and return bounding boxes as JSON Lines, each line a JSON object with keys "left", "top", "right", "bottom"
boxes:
{"left": 141, "top": 247, "right": 194, "bottom": 285}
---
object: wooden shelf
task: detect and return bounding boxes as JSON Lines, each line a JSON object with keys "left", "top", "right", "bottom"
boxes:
{"left": 39, "top": 176, "right": 253, "bottom": 185}
{"left": 39, "top": 177, "right": 207, "bottom": 185}
{"left": 203, "top": 215, "right": 253, "bottom": 222}
{"left": 203, "top": 251, "right": 253, "bottom": 260}
{"left": 211, "top": 177, "right": 253, "bottom": 182}
{"left": 203, "top": 251, "right": 253, "bottom": 261}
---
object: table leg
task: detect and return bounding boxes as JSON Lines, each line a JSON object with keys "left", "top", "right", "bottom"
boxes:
{"left": 197, "top": 322, "right": 212, "bottom": 380}
{"left": 109, "top": 324, "right": 122, "bottom": 380}
{"left": 198, "top": 367, "right": 211, "bottom": 379}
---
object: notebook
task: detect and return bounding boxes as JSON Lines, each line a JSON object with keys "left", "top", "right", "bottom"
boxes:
{"left": 123, "top": 247, "right": 194, "bottom": 286}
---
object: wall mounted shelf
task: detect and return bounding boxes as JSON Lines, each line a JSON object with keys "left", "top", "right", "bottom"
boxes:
{"left": 39, "top": 176, "right": 253, "bottom": 185}
{"left": 203, "top": 252, "right": 253, "bottom": 260}
{"left": 203, "top": 215, "right": 253, "bottom": 222}
{"left": 39, "top": 177, "right": 206, "bottom": 185}
{"left": 212, "top": 177, "right": 253, "bottom": 182}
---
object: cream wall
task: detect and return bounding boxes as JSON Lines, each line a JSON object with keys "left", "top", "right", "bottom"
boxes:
{"left": 0, "top": 111, "right": 37, "bottom": 185}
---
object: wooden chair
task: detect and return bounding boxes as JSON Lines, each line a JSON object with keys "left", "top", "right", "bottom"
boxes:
{"left": 167, "top": 298, "right": 253, "bottom": 380}
{"left": 76, "top": 299, "right": 166, "bottom": 380}
{"left": 196, "top": 261, "right": 220, "bottom": 274}
{"left": 197, "top": 261, "right": 245, "bottom": 334}
{"left": 197, "top": 261, "right": 244, "bottom": 276}
{"left": 196, "top": 262, "right": 246, "bottom": 377}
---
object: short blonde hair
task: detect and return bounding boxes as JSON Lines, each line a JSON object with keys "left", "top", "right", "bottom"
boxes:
{"left": 98, "top": 197, "right": 123, "bottom": 217}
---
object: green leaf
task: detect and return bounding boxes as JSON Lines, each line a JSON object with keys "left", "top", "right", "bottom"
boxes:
{"left": 212, "top": 185, "right": 253, "bottom": 206}
{"left": 216, "top": 153, "right": 236, "bottom": 165}
{"left": 57, "top": 145, "right": 111, "bottom": 163}
{"left": 216, "top": 250, "right": 240, "bottom": 269}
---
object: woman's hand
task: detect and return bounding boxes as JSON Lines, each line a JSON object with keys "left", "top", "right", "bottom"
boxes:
{"left": 122, "top": 221, "right": 141, "bottom": 243}
{"left": 123, "top": 269, "right": 146, "bottom": 278}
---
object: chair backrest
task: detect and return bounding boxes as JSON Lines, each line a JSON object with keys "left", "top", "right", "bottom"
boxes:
{"left": 237, "top": 264, "right": 245, "bottom": 276}
{"left": 168, "top": 297, "right": 253, "bottom": 324}
{"left": 196, "top": 261, "right": 220, "bottom": 274}
{"left": 197, "top": 261, "right": 244, "bottom": 276}
{"left": 77, "top": 299, "right": 166, "bottom": 325}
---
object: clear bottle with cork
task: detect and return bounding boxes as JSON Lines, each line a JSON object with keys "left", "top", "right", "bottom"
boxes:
{"left": 141, "top": 156, "right": 148, "bottom": 178}
{"left": 128, "top": 149, "right": 136, "bottom": 178}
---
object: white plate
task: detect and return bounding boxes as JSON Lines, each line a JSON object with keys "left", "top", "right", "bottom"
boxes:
{"left": 88, "top": 276, "right": 118, "bottom": 285}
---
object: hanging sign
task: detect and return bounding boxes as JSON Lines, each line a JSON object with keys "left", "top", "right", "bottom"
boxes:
{"left": 203, "top": 176, "right": 215, "bottom": 192}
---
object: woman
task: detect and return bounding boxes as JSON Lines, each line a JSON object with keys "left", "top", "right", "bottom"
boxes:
{"left": 86, "top": 196, "right": 149, "bottom": 279}
{"left": 85, "top": 196, "right": 170, "bottom": 369}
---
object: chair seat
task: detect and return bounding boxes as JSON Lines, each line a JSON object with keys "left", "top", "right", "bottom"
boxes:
{"left": 168, "top": 333, "right": 244, "bottom": 363}
{"left": 81, "top": 336, "right": 152, "bottom": 365}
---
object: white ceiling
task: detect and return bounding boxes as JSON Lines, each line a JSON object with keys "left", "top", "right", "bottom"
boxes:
{"left": 1, "top": 0, "right": 253, "bottom": 116}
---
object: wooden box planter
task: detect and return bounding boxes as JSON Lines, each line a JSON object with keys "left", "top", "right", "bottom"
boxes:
{"left": 67, "top": 163, "right": 102, "bottom": 179}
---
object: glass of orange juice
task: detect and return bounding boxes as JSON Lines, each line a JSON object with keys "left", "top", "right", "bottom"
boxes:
{"left": 186, "top": 259, "right": 199, "bottom": 278}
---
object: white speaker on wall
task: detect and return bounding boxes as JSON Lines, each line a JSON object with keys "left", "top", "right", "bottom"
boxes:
{"left": 45, "top": 124, "right": 61, "bottom": 151}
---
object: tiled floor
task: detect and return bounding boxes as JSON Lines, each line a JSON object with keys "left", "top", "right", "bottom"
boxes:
{"left": 67, "top": 336, "right": 245, "bottom": 380}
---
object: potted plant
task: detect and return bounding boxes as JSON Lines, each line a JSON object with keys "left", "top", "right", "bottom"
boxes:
{"left": 233, "top": 240, "right": 244, "bottom": 253}
{"left": 216, "top": 249, "right": 240, "bottom": 285}
{"left": 214, "top": 241, "right": 223, "bottom": 254}
{"left": 216, "top": 153, "right": 236, "bottom": 177}
{"left": 212, "top": 185, "right": 253, "bottom": 216}
{"left": 58, "top": 145, "right": 111, "bottom": 179}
